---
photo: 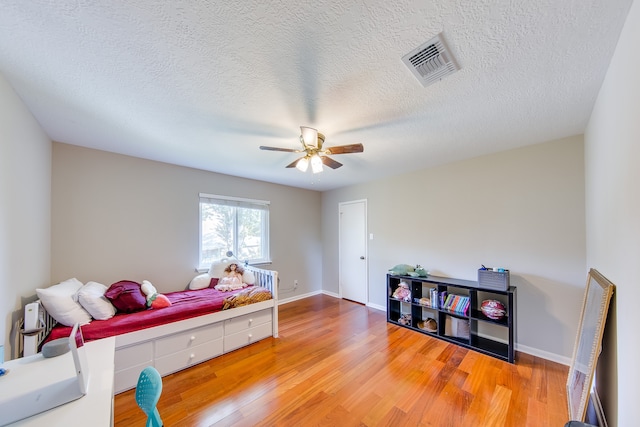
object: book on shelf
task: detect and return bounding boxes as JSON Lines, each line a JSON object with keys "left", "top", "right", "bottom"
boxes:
{"left": 443, "top": 294, "right": 470, "bottom": 316}
{"left": 439, "top": 291, "right": 447, "bottom": 308}
{"left": 430, "top": 288, "right": 438, "bottom": 309}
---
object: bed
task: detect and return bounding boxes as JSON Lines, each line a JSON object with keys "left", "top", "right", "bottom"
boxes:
{"left": 22, "top": 265, "right": 278, "bottom": 394}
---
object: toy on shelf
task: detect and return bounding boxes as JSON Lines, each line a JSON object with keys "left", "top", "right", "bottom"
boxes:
{"left": 417, "top": 318, "right": 437, "bottom": 333}
{"left": 388, "top": 264, "right": 429, "bottom": 277}
{"left": 398, "top": 314, "right": 412, "bottom": 325}
{"left": 391, "top": 281, "right": 411, "bottom": 302}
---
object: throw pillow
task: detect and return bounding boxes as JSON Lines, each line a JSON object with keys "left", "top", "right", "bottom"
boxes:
{"left": 36, "top": 278, "right": 92, "bottom": 327}
{"left": 104, "top": 280, "right": 147, "bottom": 313}
{"left": 208, "top": 260, "right": 230, "bottom": 278}
{"left": 243, "top": 270, "right": 256, "bottom": 285}
{"left": 77, "top": 281, "right": 116, "bottom": 320}
{"left": 189, "top": 273, "right": 212, "bottom": 290}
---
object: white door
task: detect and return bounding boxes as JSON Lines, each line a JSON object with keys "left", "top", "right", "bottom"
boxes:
{"left": 339, "top": 200, "right": 367, "bottom": 304}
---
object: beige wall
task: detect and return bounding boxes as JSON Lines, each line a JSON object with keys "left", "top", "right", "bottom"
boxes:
{"left": 585, "top": 0, "right": 639, "bottom": 425}
{"left": 323, "top": 135, "right": 586, "bottom": 362}
{"left": 0, "top": 74, "right": 52, "bottom": 359}
{"left": 51, "top": 143, "right": 323, "bottom": 298}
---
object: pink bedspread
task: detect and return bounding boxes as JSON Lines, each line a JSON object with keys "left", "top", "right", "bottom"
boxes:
{"left": 46, "top": 286, "right": 257, "bottom": 343}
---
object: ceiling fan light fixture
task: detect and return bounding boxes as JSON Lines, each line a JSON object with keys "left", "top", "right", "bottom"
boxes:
{"left": 311, "top": 154, "right": 323, "bottom": 173}
{"left": 300, "top": 126, "right": 318, "bottom": 148}
{"left": 296, "top": 156, "right": 309, "bottom": 172}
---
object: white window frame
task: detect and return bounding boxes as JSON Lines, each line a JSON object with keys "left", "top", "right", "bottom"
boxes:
{"left": 198, "top": 193, "right": 270, "bottom": 269}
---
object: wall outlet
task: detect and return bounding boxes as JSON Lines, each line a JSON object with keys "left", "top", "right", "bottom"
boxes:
{"left": 294, "top": 280, "right": 298, "bottom": 289}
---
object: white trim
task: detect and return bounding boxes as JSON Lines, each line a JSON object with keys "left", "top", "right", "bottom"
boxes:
{"left": 277, "top": 290, "right": 323, "bottom": 305}
{"left": 515, "top": 343, "right": 571, "bottom": 366}
{"left": 198, "top": 192, "right": 270, "bottom": 206}
{"left": 322, "top": 290, "right": 340, "bottom": 299}
{"left": 366, "top": 302, "right": 386, "bottom": 312}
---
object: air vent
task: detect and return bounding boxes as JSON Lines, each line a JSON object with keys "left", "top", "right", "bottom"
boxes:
{"left": 402, "top": 33, "right": 459, "bottom": 88}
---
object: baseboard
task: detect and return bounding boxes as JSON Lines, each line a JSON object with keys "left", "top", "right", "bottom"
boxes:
{"left": 515, "top": 343, "right": 571, "bottom": 366}
{"left": 366, "top": 302, "right": 386, "bottom": 312}
{"left": 277, "top": 290, "right": 323, "bottom": 305}
{"left": 321, "top": 290, "right": 340, "bottom": 299}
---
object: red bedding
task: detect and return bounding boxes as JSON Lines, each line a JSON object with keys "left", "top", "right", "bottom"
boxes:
{"left": 45, "top": 286, "right": 258, "bottom": 343}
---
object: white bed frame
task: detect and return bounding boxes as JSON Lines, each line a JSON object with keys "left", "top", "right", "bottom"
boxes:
{"left": 23, "top": 265, "right": 278, "bottom": 394}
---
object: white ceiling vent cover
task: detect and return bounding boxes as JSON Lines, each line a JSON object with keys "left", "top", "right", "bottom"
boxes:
{"left": 402, "top": 33, "right": 459, "bottom": 88}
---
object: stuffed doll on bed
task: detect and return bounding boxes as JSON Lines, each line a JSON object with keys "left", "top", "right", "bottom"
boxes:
{"left": 214, "top": 263, "right": 248, "bottom": 292}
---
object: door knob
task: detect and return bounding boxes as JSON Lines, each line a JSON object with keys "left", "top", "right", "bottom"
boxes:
{"left": 360, "top": 256, "right": 365, "bottom": 259}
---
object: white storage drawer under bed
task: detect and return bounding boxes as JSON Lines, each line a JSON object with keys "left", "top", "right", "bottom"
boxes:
{"left": 155, "top": 322, "right": 223, "bottom": 358}
{"left": 224, "top": 308, "right": 272, "bottom": 335}
{"left": 224, "top": 321, "right": 272, "bottom": 352}
{"left": 155, "top": 338, "right": 224, "bottom": 376}
{"left": 114, "top": 341, "right": 153, "bottom": 393}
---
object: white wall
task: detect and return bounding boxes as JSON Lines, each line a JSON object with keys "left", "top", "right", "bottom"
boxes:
{"left": 584, "top": 0, "right": 639, "bottom": 425}
{"left": 51, "top": 143, "right": 322, "bottom": 298}
{"left": 0, "top": 73, "right": 52, "bottom": 359}
{"left": 323, "top": 135, "right": 586, "bottom": 362}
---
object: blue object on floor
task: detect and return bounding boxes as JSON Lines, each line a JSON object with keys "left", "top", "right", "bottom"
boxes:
{"left": 135, "top": 366, "right": 163, "bottom": 427}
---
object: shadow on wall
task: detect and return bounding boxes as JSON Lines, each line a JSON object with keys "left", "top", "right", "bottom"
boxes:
{"left": 511, "top": 274, "right": 584, "bottom": 359}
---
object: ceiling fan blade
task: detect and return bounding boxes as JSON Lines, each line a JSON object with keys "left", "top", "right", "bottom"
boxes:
{"left": 285, "top": 157, "right": 306, "bottom": 168}
{"left": 259, "top": 146, "right": 300, "bottom": 153}
{"left": 300, "top": 126, "right": 318, "bottom": 148}
{"left": 324, "top": 143, "right": 364, "bottom": 154}
{"left": 321, "top": 156, "right": 343, "bottom": 169}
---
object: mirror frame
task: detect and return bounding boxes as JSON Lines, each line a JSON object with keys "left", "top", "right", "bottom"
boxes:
{"left": 566, "top": 268, "right": 615, "bottom": 421}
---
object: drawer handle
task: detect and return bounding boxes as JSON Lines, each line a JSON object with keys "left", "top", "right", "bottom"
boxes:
{"left": 190, "top": 335, "right": 196, "bottom": 341}
{"left": 190, "top": 353, "right": 195, "bottom": 359}
{"left": 249, "top": 318, "right": 253, "bottom": 324}
{"left": 248, "top": 333, "right": 253, "bottom": 339}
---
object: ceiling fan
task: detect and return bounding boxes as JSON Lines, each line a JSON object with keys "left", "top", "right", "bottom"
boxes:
{"left": 259, "top": 126, "right": 364, "bottom": 173}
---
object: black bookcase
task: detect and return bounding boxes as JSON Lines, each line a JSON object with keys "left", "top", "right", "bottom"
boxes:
{"left": 387, "top": 274, "right": 516, "bottom": 363}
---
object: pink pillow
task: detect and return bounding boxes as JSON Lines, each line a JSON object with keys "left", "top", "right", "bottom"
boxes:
{"left": 209, "top": 277, "right": 219, "bottom": 288}
{"left": 105, "top": 280, "right": 147, "bottom": 313}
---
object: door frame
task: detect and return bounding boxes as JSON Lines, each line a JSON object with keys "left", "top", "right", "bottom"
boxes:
{"left": 338, "top": 199, "right": 368, "bottom": 304}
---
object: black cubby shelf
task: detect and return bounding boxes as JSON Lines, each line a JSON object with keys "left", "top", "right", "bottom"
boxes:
{"left": 387, "top": 274, "right": 517, "bottom": 363}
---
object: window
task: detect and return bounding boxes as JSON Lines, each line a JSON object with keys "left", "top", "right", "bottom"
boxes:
{"left": 199, "top": 193, "right": 270, "bottom": 269}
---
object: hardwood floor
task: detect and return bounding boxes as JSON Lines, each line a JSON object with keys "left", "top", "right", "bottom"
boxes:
{"left": 113, "top": 294, "right": 569, "bottom": 426}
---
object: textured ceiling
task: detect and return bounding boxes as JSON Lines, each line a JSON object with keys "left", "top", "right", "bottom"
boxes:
{"left": 0, "top": 1, "right": 633, "bottom": 191}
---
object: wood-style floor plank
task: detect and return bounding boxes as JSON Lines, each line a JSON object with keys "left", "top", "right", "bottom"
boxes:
{"left": 113, "top": 295, "right": 569, "bottom": 426}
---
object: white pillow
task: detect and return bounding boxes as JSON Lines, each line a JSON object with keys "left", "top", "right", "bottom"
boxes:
{"left": 208, "top": 260, "right": 230, "bottom": 278}
{"left": 77, "top": 281, "right": 116, "bottom": 320}
{"left": 36, "top": 278, "right": 92, "bottom": 327}
{"left": 243, "top": 270, "right": 255, "bottom": 285}
{"left": 189, "top": 273, "right": 212, "bottom": 290}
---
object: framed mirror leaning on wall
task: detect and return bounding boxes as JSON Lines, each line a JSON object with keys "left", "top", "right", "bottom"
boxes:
{"left": 566, "top": 268, "right": 615, "bottom": 422}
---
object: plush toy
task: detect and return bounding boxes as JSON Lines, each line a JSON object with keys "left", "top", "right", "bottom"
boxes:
{"left": 389, "top": 263, "right": 429, "bottom": 277}
{"left": 215, "top": 263, "right": 248, "bottom": 292}
{"left": 391, "top": 281, "right": 411, "bottom": 302}
{"left": 398, "top": 314, "right": 412, "bottom": 325}
{"left": 388, "top": 264, "right": 415, "bottom": 276}
{"left": 141, "top": 280, "right": 171, "bottom": 309}
{"left": 414, "top": 265, "right": 428, "bottom": 277}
